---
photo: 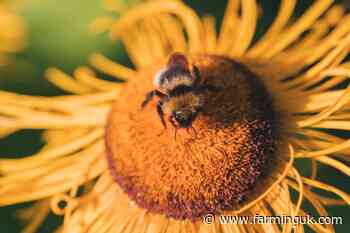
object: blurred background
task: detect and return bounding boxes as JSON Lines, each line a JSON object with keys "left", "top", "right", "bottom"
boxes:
{"left": 0, "top": 0, "right": 349, "bottom": 232}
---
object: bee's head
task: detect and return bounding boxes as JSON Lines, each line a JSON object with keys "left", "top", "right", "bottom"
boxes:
{"left": 172, "top": 110, "right": 197, "bottom": 128}
{"left": 172, "top": 109, "right": 198, "bottom": 128}
{"left": 164, "top": 91, "right": 203, "bottom": 128}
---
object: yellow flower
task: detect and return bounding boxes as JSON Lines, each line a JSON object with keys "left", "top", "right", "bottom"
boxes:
{"left": 0, "top": 2, "right": 26, "bottom": 65}
{"left": 1, "top": 0, "right": 350, "bottom": 233}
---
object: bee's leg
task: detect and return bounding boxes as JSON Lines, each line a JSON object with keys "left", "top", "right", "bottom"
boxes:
{"left": 141, "top": 90, "right": 165, "bottom": 109}
{"left": 192, "top": 65, "right": 201, "bottom": 86}
{"left": 156, "top": 100, "right": 167, "bottom": 129}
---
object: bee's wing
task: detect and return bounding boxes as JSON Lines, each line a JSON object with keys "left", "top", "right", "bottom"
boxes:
{"left": 167, "top": 53, "right": 189, "bottom": 68}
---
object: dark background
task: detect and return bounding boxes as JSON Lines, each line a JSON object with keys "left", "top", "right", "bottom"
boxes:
{"left": 0, "top": 0, "right": 349, "bottom": 232}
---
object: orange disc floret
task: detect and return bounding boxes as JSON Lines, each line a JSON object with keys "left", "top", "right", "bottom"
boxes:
{"left": 105, "top": 55, "right": 277, "bottom": 220}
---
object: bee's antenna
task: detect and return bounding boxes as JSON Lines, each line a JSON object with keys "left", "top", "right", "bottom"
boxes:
{"left": 174, "top": 128, "right": 178, "bottom": 141}
{"left": 187, "top": 126, "right": 198, "bottom": 139}
{"left": 169, "top": 116, "right": 178, "bottom": 141}
{"left": 191, "top": 126, "right": 198, "bottom": 139}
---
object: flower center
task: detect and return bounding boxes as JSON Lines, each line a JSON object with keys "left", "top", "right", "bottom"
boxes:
{"left": 105, "top": 55, "right": 277, "bottom": 220}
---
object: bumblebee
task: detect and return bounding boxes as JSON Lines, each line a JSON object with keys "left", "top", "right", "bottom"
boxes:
{"left": 141, "top": 53, "right": 221, "bottom": 133}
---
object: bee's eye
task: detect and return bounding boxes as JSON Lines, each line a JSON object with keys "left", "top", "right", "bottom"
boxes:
{"left": 174, "top": 112, "right": 183, "bottom": 120}
{"left": 173, "top": 111, "right": 195, "bottom": 128}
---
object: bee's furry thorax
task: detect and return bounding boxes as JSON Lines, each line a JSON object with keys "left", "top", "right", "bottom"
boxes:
{"left": 154, "top": 66, "right": 194, "bottom": 92}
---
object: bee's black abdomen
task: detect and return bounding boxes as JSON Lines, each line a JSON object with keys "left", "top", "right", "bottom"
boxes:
{"left": 168, "top": 85, "right": 194, "bottom": 97}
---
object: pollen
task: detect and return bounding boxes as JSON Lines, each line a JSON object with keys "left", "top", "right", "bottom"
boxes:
{"left": 105, "top": 54, "right": 278, "bottom": 219}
